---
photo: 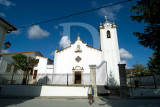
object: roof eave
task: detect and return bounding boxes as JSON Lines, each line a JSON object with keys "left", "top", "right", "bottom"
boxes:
{"left": 0, "top": 17, "right": 17, "bottom": 32}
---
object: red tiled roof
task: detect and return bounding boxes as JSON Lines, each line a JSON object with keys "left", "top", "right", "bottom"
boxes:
{"left": 126, "top": 69, "right": 134, "bottom": 72}
{"left": 0, "top": 51, "right": 43, "bottom": 56}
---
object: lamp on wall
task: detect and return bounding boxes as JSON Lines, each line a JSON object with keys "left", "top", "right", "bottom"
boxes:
{"left": 0, "top": 41, "right": 11, "bottom": 56}
{"left": 4, "top": 41, "right": 11, "bottom": 49}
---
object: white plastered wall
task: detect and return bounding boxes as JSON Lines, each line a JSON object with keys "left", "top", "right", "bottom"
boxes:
{"left": 34, "top": 56, "right": 54, "bottom": 74}
{"left": 54, "top": 37, "right": 101, "bottom": 74}
{"left": 100, "top": 22, "right": 120, "bottom": 86}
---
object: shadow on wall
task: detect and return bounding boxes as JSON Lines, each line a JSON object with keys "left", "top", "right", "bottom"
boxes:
{"left": 97, "top": 72, "right": 120, "bottom": 96}
{"left": 108, "top": 72, "right": 117, "bottom": 86}
{"left": 130, "top": 88, "right": 160, "bottom": 97}
{"left": 37, "top": 76, "right": 51, "bottom": 84}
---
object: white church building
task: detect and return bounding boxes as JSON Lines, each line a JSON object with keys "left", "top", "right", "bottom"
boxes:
{"left": 53, "top": 20, "right": 120, "bottom": 86}
{"left": 0, "top": 20, "right": 121, "bottom": 87}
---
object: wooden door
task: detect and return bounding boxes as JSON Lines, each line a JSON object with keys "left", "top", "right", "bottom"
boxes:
{"left": 75, "top": 72, "right": 81, "bottom": 84}
{"left": 33, "top": 70, "right": 37, "bottom": 79}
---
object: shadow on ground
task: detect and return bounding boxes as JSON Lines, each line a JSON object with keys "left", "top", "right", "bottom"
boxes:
{"left": 99, "top": 96, "right": 160, "bottom": 107}
{"left": 0, "top": 97, "right": 35, "bottom": 107}
{"left": 0, "top": 84, "right": 43, "bottom": 107}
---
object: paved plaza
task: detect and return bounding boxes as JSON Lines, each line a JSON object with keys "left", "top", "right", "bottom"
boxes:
{"left": 0, "top": 97, "right": 160, "bottom": 107}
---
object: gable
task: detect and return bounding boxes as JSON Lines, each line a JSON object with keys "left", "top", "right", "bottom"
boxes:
{"left": 57, "top": 36, "right": 101, "bottom": 53}
{"left": 54, "top": 36, "right": 102, "bottom": 74}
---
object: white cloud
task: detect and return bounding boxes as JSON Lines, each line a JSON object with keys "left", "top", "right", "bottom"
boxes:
{"left": 0, "top": 12, "right": 5, "bottom": 17}
{"left": 120, "top": 48, "right": 133, "bottom": 60}
{"left": 91, "top": 1, "right": 97, "bottom": 7}
{"left": 91, "top": 1, "right": 122, "bottom": 20}
{"left": 28, "top": 25, "right": 50, "bottom": 39}
{"left": 98, "top": 4, "right": 122, "bottom": 20}
{"left": 119, "top": 48, "right": 133, "bottom": 68}
{"left": 1, "top": 49, "right": 9, "bottom": 54}
{"left": 0, "top": 0, "right": 15, "bottom": 7}
{"left": 10, "top": 30, "right": 21, "bottom": 35}
{"left": 59, "top": 36, "right": 71, "bottom": 49}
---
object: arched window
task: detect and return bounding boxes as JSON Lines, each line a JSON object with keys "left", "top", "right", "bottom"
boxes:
{"left": 107, "top": 30, "right": 111, "bottom": 38}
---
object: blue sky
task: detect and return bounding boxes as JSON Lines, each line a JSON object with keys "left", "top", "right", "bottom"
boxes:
{"left": 0, "top": 0, "right": 153, "bottom": 68}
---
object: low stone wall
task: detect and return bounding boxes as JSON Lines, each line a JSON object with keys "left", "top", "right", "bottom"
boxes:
{"left": 130, "top": 88, "right": 160, "bottom": 97}
{"left": 0, "top": 85, "right": 89, "bottom": 97}
{"left": 97, "top": 85, "right": 120, "bottom": 96}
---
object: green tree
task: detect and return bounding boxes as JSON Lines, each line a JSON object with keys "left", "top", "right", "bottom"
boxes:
{"left": 132, "top": 62, "right": 150, "bottom": 77}
{"left": 147, "top": 52, "right": 160, "bottom": 74}
{"left": 130, "top": 0, "right": 160, "bottom": 73}
{"left": 12, "top": 54, "right": 39, "bottom": 85}
{"left": 132, "top": 62, "right": 157, "bottom": 88}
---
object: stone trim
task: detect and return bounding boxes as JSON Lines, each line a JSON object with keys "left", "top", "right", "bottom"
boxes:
{"left": 72, "top": 66, "right": 84, "bottom": 85}
{"left": 89, "top": 65, "right": 96, "bottom": 69}
{"left": 89, "top": 65, "right": 97, "bottom": 96}
{"left": 57, "top": 36, "right": 101, "bottom": 53}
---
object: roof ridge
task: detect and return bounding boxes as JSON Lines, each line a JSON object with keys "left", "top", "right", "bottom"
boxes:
{"left": 0, "top": 51, "right": 42, "bottom": 56}
{"left": 57, "top": 38, "right": 101, "bottom": 53}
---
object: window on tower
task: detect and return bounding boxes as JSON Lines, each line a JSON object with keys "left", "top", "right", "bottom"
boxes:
{"left": 107, "top": 30, "right": 111, "bottom": 38}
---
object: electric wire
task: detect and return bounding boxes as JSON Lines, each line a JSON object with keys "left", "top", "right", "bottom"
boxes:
{"left": 18, "top": 0, "right": 132, "bottom": 29}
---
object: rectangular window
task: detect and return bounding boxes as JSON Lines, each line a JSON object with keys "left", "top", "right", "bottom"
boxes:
{"left": 5, "top": 64, "right": 12, "bottom": 72}
{"left": 13, "top": 67, "right": 17, "bottom": 73}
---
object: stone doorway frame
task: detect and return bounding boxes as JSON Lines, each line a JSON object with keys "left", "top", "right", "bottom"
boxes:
{"left": 72, "top": 66, "right": 84, "bottom": 85}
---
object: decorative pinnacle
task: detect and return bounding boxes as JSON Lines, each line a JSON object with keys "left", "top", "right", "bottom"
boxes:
{"left": 78, "top": 33, "right": 80, "bottom": 36}
{"left": 77, "top": 33, "right": 80, "bottom": 40}
{"left": 100, "top": 22, "right": 102, "bottom": 26}
{"left": 56, "top": 46, "right": 58, "bottom": 50}
{"left": 105, "top": 16, "right": 107, "bottom": 21}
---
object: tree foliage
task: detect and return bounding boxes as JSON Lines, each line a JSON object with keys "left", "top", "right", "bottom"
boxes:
{"left": 12, "top": 54, "right": 39, "bottom": 84}
{"left": 130, "top": 0, "right": 160, "bottom": 51}
{"left": 130, "top": 0, "right": 160, "bottom": 73}
{"left": 130, "top": 0, "right": 160, "bottom": 24}
{"left": 132, "top": 62, "right": 151, "bottom": 77}
{"left": 147, "top": 52, "right": 160, "bottom": 74}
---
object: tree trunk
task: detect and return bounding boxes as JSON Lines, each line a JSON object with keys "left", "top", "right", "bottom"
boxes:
{"left": 22, "top": 71, "right": 27, "bottom": 85}
{"left": 27, "top": 71, "right": 30, "bottom": 85}
{"left": 153, "top": 74, "right": 157, "bottom": 89}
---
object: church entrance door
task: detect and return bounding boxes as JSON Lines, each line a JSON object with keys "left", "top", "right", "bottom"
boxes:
{"left": 75, "top": 72, "right": 81, "bottom": 84}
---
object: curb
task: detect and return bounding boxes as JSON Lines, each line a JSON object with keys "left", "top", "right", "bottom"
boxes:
{"left": 1, "top": 96, "right": 160, "bottom": 100}
{"left": 0, "top": 96, "right": 88, "bottom": 99}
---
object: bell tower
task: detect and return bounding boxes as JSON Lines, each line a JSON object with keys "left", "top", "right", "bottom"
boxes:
{"left": 99, "top": 19, "right": 120, "bottom": 85}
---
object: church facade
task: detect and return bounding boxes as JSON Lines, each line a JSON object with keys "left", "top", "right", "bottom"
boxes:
{"left": 54, "top": 20, "right": 120, "bottom": 86}
{"left": 0, "top": 20, "right": 121, "bottom": 86}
